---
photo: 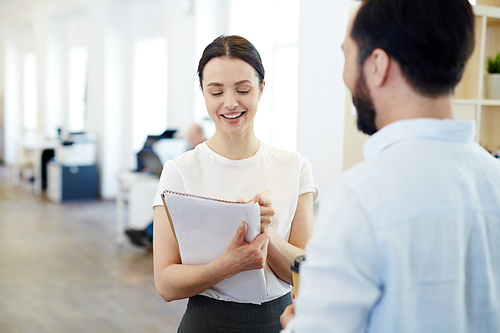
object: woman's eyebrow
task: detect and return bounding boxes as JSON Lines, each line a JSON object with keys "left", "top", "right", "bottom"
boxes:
{"left": 235, "top": 80, "right": 252, "bottom": 86}
{"left": 206, "top": 80, "right": 252, "bottom": 87}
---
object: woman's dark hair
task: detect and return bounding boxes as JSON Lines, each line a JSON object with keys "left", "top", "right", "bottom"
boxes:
{"left": 351, "top": 0, "right": 475, "bottom": 97}
{"left": 197, "top": 35, "right": 265, "bottom": 88}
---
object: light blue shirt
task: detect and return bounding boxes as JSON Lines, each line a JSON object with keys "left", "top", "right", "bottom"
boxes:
{"left": 283, "top": 118, "right": 500, "bottom": 333}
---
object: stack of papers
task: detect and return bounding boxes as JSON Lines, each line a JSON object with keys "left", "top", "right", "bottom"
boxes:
{"left": 161, "top": 190, "right": 267, "bottom": 304}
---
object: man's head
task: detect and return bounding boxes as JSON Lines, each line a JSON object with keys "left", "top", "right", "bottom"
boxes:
{"left": 187, "top": 123, "right": 206, "bottom": 149}
{"left": 343, "top": 0, "right": 475, "bottom": 135}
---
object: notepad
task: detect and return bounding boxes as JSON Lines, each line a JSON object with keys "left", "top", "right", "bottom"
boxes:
{"left": 161, "top": 190, "right": 268, "bottom": 304}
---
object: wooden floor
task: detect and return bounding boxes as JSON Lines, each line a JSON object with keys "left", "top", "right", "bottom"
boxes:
{"left": 0, "top": 166, "right": 187, "bottom": 333}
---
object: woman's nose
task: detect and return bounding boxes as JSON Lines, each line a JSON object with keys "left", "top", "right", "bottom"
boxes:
{"left": 224, "top": 93, "right": 238, "bottom": 109}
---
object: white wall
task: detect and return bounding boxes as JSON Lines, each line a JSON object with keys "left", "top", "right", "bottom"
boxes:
{"left": 0, "top": 0, "right": 355, "bottom": 199}
{"left": 297, "top": 0, "right": 357, "bottom": 200}
{"left": 0, "top": 0, "right": 197, "bottom": 198}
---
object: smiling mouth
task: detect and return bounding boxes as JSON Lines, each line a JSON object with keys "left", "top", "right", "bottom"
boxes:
{"left": 221, "top": 112, "right": 245, "bottom": 119}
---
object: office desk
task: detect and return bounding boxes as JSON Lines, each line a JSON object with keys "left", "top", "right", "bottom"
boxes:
{"left": 116, "top": 171, "right": 159, "bottom": 246}
{"left": 12, "top": 138, "right": 59, "bottom": 194}
{"left": 12, "top": 136, "right": 96, "bottom": 196}
{"left": 47, "top": 162, "right": 99, "bottom": 203}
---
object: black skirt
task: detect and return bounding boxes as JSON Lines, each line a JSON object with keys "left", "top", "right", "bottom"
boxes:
{"left": 177, "top": 292, "right": 292, "bottom": 333}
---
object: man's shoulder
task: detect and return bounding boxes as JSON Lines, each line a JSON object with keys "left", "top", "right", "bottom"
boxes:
{"left": 338, "top": 158, "right": 378, "bottom": 188}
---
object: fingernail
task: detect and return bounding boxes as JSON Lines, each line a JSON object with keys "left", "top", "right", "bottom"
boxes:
{"left": 240, "top": 222, "right": 244, "bottom": 228}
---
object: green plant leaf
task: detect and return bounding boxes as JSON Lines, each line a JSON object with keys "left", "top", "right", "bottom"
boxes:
{"left": 487, "top": 52, "right": 500, "bottom": 74}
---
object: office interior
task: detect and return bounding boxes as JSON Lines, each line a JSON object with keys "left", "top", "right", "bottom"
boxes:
{"left": 1, "top": 0, "right": 498, "bottom": 331}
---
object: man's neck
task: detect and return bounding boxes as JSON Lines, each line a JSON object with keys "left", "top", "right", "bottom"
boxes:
{"left": 374, "top": 85, "right": 455, "bottom": 130}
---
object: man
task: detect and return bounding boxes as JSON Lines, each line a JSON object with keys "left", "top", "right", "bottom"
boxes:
{"left": 281, "top": 0, "right": 500, "bottom": 332}
{"left": 186, "top": 123, "right": 206, "bottom": 152}
{"left": 126, "top": 123, "right": 206, "bottom": 248}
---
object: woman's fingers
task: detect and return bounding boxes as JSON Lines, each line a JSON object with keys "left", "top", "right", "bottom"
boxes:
{"left": 247, "top": 193, "right": 275, "bottom": 233}
{"left": 280, "top": 304, "right": 295, "bottom": 329}
{"left": 222, "top": 223, "right": 269, "bottom": 275}
{"left": 232, "top": 221, "right": 248, "bottom": 246}
{"left": 253, "top": 232, "right": 269, "bottom": 251}
{"left": 251, "top": 232, "right": 269, "bottom": 267}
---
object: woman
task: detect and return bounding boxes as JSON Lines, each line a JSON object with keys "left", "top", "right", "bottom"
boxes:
{"left": 152, "top": 35, "right": 318, "bottom": 332}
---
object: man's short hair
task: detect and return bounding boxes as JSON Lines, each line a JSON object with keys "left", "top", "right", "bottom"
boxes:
{"left": 352, "top": 0, "right": 475, "bottom": 97}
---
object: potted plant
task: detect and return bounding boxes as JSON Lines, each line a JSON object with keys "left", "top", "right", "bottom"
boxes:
{"left": 486, "top": 51, "right": 500, "bottom": 99}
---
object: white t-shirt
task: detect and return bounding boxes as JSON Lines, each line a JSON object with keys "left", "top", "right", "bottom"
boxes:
{"left": 152, "top": 141, "right": 318, "bottom": 303}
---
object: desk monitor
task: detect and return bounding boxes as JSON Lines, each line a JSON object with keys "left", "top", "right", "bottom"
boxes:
{"left": 137, "top": 150, "right": 163, "bottom": 176}
{"left": 152, "top": 138, "right": 188, "bottom": 165}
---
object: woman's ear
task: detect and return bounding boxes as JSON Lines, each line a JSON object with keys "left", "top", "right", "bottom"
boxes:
{"left": 259, "top": 80, "right": 266, "bottom": 98}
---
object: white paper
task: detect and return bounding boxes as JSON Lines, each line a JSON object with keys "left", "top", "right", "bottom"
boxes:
{"left": 162, "top": 191, "right": 267, "bottom": 304}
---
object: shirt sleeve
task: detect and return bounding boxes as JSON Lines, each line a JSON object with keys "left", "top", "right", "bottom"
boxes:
{"left": 151, "top": 160, "right": 185, "bottom": 208}
{"left": 298, "top": 157, "right": 319, "bottom": 202}
{"left": 282, "top": 181, "right": 382, "bottom": 332}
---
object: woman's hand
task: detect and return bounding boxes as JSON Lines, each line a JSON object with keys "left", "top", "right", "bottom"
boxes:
{"left": 248, "top": 193, "right": 275, "bottom": 233}
{"left": 280, "top": 303, "right": 295, "bottom": 329}
{"left": 218, "top": 222, "right": 269, "bottom": 278}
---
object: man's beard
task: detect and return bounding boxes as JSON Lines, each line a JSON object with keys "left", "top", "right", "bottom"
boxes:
{"left": 352, "top": 70, "right": 378, "bottom": 135}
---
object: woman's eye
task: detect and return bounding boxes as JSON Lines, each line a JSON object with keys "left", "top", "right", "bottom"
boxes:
{"left": 211, "top": 92, "right": 223, "bottom": 96}
{"left": 238, "top": 90, "right": 250, "bottom": 94}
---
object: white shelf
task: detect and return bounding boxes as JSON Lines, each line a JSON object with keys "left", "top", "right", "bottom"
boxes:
{"left": 453, "top": 99, "right": 479, "bottom": 105}
{"left": 481, "top": 99, "right": 500, "bottom": 106}
{"left": 453, "top": 99, "right": 500, "bottom": 106}
{"left": 474, "top": 5, "right": 500, "bottom": 18}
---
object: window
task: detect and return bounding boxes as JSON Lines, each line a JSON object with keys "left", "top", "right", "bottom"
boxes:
{"left": 229, "top": 0, "right": 300, "bottom": 152}
{"left": 22, "top": 52, "right": 37, "bottom": 132}
{"left": 132, "top": 37, "right": 168, "bottom": 153}
{"left": 271, "top": 47, "right": 298, "bottom": 150}
{"left": 46, "top": 12, "right": 88, "bottom": 138}
{"left": 68, "top": 46, "right": 88, "bottom": 132}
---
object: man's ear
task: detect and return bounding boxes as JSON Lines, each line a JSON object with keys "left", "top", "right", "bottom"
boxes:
{"left": 365, "top": 48, "right": 390, "bottom": 88}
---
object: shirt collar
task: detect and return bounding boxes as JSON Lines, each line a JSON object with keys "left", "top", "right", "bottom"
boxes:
{"left": 363, "top": 118, "right": 476, "bottom": 161}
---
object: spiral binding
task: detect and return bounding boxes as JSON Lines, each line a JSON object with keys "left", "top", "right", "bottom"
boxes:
{"left": 162, "top": 189, "right": 246, "bottom": 204}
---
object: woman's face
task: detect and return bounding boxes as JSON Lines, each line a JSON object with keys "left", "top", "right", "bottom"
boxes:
{"left": 201, "top": 57, "right": 264, "bottom": 138}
